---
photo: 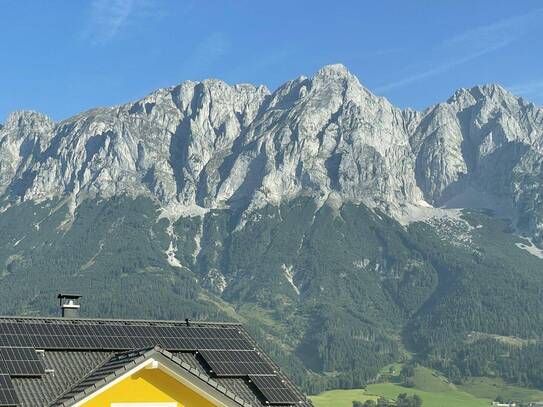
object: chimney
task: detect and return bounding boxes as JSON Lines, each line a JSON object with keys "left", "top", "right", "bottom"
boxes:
{"left": 57, "top": 294, "right": 81, "bottom": 318}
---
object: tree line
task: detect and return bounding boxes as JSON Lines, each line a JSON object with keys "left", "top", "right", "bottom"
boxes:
{"left": 352, "top": 393, "right": 423, "bottom": 407}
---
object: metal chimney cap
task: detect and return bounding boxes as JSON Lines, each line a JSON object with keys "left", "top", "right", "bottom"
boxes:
{"left": 57, "top": 293, "right": 82, "bottom": 300}
{"left": 62, "top": 300, "right": 80, "bottom": 309}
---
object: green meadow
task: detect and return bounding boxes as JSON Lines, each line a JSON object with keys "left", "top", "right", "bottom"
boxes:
{"left": 310, "top": 366, "right": 543, "bottom": 407}
{"left": 458, "top": 377, "right": 543, "bottom": 403}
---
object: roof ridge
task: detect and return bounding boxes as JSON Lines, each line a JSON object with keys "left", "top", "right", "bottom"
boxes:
{"left": 0, "top": 315, "right": 243, "bottom": 326}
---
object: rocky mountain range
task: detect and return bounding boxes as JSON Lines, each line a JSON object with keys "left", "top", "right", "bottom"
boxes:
{"left": 1, "top": 64, "right": 543, "bottom": 391}
{"left": 1, "top": 64, "right": 542, "bottom": 244}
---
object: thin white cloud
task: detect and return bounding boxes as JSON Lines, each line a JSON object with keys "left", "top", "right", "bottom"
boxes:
{"left": 82, "top": 0, "right": 164, "bottom": 45}
{"left": 442, "top": 11, "right": 537, "bottom": 51}
{"left": 376, "top": 8, "right": 543, "bottom": 93}
{"left": 375, "top": 49, "right": 493, "bottom": 93}
{"left": 509, "top": 80, "right": 543, "bottom": 100}
{"left": 368, "top": 47, "right": 404, "bottom": 57}
{"left": 243, "top": 47, "right": 293, "bottom": 74}
{"left": 186, "top": 32, "right": 232, "bottom": 72}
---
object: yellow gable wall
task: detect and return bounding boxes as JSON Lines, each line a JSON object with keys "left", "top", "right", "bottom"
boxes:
{"left": 81, "top": 368, "right": 218, "bottom": 407}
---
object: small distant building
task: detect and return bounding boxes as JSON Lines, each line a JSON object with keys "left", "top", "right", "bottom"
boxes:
{"left": 492, "top": 402, "right": 516, "bottom": 407}
{"left": 0, "top": 295, "right": 311, "bottom": 406}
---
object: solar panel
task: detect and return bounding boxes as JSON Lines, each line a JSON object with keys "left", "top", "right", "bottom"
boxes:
{"left": 0, "top": 374, "right": 18, "bottom": 406}
{"left": 0, "top": 347, "right": 45, "bottom": 377}
{"left": 199, "top": 350, "right": 274, "bottom": 376}
{"left": 249, "top": 375, "right": 299, "bottom": 405}
{"left": 0, "top": 322, "right": 253, "bottom": 352}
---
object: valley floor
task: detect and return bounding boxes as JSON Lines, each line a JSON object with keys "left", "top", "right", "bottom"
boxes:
{"left": 310, "top": 366, "right": 543, "bottom": 407}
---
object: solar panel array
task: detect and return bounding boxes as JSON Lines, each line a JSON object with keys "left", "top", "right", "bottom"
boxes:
{"left": 0, "top": 322, "right": 251, "bottom": 351}
{"left": 198, "top": 350, "right": 274, "bottom": 376}
{"left": 0, "top": 320, "right": 304, "bottom": 406}
{"left": 0, "top": 375, "right": 17, "bottom": 407}
{"left": 249, "top": 375, "right": 299, "bottom": 405}
{"left": 0, "top": 348, "right": 45, "bottom": 377}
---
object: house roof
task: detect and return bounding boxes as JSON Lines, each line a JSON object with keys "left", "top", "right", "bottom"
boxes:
{"left": 0, "top": 316, "right": 312, "bottom": 407}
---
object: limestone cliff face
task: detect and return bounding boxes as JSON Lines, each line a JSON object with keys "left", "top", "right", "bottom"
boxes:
{"left": 1, "top": 65, "right": 542, "bottom": 243}
{"left": 410, "top": 84, "right": 543, "bottom": 243}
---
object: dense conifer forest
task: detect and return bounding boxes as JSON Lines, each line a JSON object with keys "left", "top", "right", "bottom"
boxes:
{"left": 0, "top": 197, "right": 542, "bottom": 393}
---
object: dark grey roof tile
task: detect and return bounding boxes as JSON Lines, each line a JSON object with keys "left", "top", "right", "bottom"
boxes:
{"left": 12, "top": 351, "right": 111, "bottom": 407}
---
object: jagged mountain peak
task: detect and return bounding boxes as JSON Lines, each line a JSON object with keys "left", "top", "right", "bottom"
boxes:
{"left": 317, "top": 63, "right": 350, "bottom": 73}
{"left": 264, "top": 63, "right": 391, "bottom": 127}
{"left": 441, "top": 82, "right": 543, "bottom": 148}
{"left": 312, "top": 63, "right": 378, "bottom": 98}
{"left": 314, "top": 63, "right": 357, "bottom": 82}
{"left": 3, "top": 110, "right": 54, "bottom": 130}
{"left": 446, "top": 83, "right": 531, "bottom": 112}
{"left": 124, "top": 78, "right": 270, "bottom": 118}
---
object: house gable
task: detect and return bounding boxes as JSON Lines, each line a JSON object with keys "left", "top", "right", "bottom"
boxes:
{"left": 70, "top": 353, "right": 242, "bottom": 407}
{"left": 79, "top": 366, "right": 216, "bottom": 407}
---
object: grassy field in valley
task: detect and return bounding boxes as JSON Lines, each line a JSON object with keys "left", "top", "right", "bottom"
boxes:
{"left": 311, "top": 365, "right": 543, "bottom": 406}
{"left": 459, "top": 377, "right": 543, "bottom": 403}
{"left": 310, "top": 388, "right": 378, "bottom": 407}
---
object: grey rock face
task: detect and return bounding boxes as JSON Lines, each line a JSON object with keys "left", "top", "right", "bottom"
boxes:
{"left": 410, "top": 84, "right": 543, "bottom": 243}
{"left": 0, "top": 111, "right": 54, "bottom": 197}
{"left": 1, "top": 65, "right": 542, "bottom": 243}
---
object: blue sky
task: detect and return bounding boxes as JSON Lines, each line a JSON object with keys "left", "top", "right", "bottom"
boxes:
{"left": 1, "top": 1, "right": 543, "bottom": 121}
